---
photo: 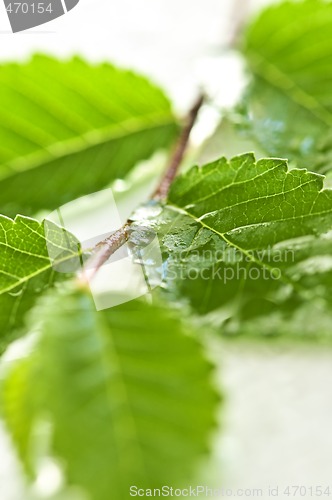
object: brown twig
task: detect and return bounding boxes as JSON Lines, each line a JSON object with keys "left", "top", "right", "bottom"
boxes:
{"left": 78, "top": 224, "right": 130, "bottom": 285}
{"left": 153, "top": 93, "right": 205, "bottom": 200}
{"left": 78, "top": 93, "right": 205, "bottom": 285}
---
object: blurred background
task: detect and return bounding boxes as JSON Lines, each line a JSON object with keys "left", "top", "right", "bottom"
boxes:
{"left": 0, "top": 0, "right": 271, "bottom": 110}
{"left": 2, "top": 0, "right": 332, "bottom": 499}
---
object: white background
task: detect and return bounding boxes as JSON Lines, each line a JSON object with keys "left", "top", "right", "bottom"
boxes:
{"left": 2, "top": 1, "right": 332, "bottom": 499}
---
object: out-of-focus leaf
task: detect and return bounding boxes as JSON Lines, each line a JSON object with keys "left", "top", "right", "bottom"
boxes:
{"left": 0, "top": 55, "right": 177, "bottom": 216}
{"left": 1, "top": 288, "right": 219, "bottom": 499}
{"left": 149, "top": 153, "right": 332, "bottom": 339}
{"left": 239, "top": 0, "right": 332, "bottom": 172}
{"left": 223, "top": 298, "right": 332, "bottom": 342}
{"left": 0, "top": 215, "right": 82, "bottom": 352}
{"left": 197, "top": 114, "right": 266, "bottom": 166}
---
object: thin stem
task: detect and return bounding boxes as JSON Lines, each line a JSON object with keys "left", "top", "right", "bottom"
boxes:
{"left": 78, "top": 224, "right": 129, "bottom": 286}
{"left": 78, "top": 93, "right": 204, "bottom": 284}
{"left": 153, "top": 93, "right": 205, "bottom": 200}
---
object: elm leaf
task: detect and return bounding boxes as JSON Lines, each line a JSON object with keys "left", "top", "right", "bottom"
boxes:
{"left": 0, "top": 55, "right": 177, "bottom": 216}
{"left": 1, "top": 288, "right": 219, "bottom": 499}
{"left": 239, "top": 0, "right": 332, "bottom": 172}
{"left": 151, "top": 153, "right": 332, "bottom": 339}
{"left": 0, "top": 215, "right": 82, "bottom": 352}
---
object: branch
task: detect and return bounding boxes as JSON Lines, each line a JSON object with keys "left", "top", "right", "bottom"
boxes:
{"left": 153, "top": 93, "right": 205, "bottom": 200}
{"left": 78, "top": 93, "right": 204, "bottom": 284}
{"left": 78, "top": 224, "right": 129, "bottom": 285}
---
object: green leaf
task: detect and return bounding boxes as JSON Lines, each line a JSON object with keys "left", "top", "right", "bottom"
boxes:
{"left": 0, "top": 358, "right": 36, "bottom": 474}
{"left": 151, "top": 153, "right": 332, "bottom": 339}
{"left": 0, "top": 215, "right": 82, "bottom": 353}
{"left": 0, "top": 55, "right": 177, "bottom": 217}
{"left": 240, "top": 0, "right": 332, "bottom": 172}
{"left": 223, "top": 298, "right": 332, "bottom": 343}
{"left": 1, "top": 288, "right": 219, "bottom": 499}
{"left": 197, "top": 114, "right": 267, "bottom": 166}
